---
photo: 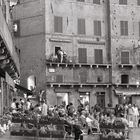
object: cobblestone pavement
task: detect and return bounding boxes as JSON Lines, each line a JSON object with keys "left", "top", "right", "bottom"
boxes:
{"left": 0, "top": 128, "right": 140, "bottom": 140}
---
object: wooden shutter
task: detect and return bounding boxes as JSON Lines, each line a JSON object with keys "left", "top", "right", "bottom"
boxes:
{"left": 56, "top": 75, "right": 63, "bottom": 83}
{"left": 78, "top": 48, "right": 87, "bottom": 63}
{"left": 120, "top": 21, "right": 128, "bottom": 36}
{"left": 121, "top": 51, "right": 129, "bottom": 64}
{"left": 125, "top": 21, "right": 128, "bottom": 35}
{"left": 119, "top": 0, "right": 127, "bottom": 5}
{"left": 94, "top": 49, "right": 103, "bottom": 64}
{"left": 93, "top": 0, "right": 100, "bottom": 4}
{"left": 78, "top": 18, "right": 85, "bottom": 35}
{"left": 94, "top": 20, "right": 101, "bottom": 36}
{"left": 54, "top": 16, "right": 63, "bottom": 33}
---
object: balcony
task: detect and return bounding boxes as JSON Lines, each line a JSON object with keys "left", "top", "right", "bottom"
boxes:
{"left": 0, "top": 6, "right": 20, "bottom": 79}
{"left": 46, "top": 55, "right": 111, "bottom": 69}
{"left": 113, "top": 83, "right": 140, "bottom": 88}
{"left": 46, "top": 75, "right": 111, "bottom": 88}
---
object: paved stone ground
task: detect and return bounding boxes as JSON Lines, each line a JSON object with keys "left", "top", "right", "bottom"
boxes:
{"left": 0, "top": 128, "right": 140, "bottom": 140}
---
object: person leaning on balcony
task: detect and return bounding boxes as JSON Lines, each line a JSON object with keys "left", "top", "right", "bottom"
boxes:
{"left": 57, "top": 49, "right": 64, "bottom": 63}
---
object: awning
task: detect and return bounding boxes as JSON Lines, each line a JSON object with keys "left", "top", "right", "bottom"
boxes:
{"left": 15, "top": 84, "right": 33, "bottom": 96}
{"left": 114, "top": 89, "right": 140, "bottom": 96}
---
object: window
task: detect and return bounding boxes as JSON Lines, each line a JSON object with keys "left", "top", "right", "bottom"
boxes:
{"left": 121, "top": 51, "right": 129, "bottom": 64}
{"left": 78, "top": 48, "right": 87, "bottom": 63}
{"left": 121, "top": 74, "right": 129, "bottom": 84}
{"left": 93, "top": 0, "right": 100, "bottom": 4}
{"left": 78, "top": 18, "right": 86, "bottom": 35}
{"left": 94, "top": 49, "right": 103, "bottom": 64}
{"left": 119, "top": 0, "right": 127, "bottom": 5}
{"left": 13, "top": 20, "right": 20, "bottom": 37}
{"left": 54, "top": 16, "right": 63, "bottom": 33}
{"left": 77, "top": 0, "right": 85, "bottom": 2}
{"left": 96, "top": 92, "right": 105, "bottom": 108}
{"left": 94, "top": 20, "right": 101, "bottom": 36}
{"left": 120, "top": 21, "right": 128, "bottom": 36}
{"left": 138, "top": 0, "right": 140, "bottom": 5}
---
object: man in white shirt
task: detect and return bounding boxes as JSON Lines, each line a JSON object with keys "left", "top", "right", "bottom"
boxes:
{"left": 41, "top": 100, "right": 48, "bottom": 116}
{"left": 132, "top": 104, "right": 139, "bottom": 127}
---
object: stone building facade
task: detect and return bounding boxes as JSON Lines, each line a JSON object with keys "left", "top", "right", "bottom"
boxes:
{"left": 0, "top": 0, "right": 20, "bottom": 115}
{"left": 13, "top": 0, "right": 140, "bottom": 108}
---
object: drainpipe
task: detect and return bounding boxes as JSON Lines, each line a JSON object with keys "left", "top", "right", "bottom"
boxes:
{"left": 105, "top": 0, "right": 112, "bottom": 106}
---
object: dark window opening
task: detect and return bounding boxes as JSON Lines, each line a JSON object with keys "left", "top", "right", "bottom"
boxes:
{"left": 121, "top": 74, "right": 129, "bottom": 84}
{"left": 78, "top": 18, "right": 86, "bottom": 35}
{"left": 120, "top": 21, "right": 128, "bottom": 36}
{"left": 55, "top": 47, "right": 61, "bottom": 55}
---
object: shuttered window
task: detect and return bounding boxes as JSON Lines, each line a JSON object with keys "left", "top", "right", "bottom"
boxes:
{"left": 94, "top": 20, "right": 101, "bottom": 36}
{"left": 93, "top": 0, "right": 100, "bottom": 4}
{"left": 121, "top": 51, "right": 129, "bottom": 64}
{"left": 119, "top": 0, "right": 127, "bottom": 5}
{"left": 94, "top": 49, "right": 103, "bottom": 64}
{"left": 56, "top": 75, "right": 63, "bottom": 83}
{"left": 78, "top": 18, "right": 86, "bottom": 35}
{"left": 78, "top": 48, "right": 87, "bottom": 63}
{"left": 138, "top": 0, "right": 140, "bottom": 5}
{"left": 120, "top": 21, "right": 128, "bottom": 36}
{"left": 54, "top": 16, "right": 63, "bottom": 33}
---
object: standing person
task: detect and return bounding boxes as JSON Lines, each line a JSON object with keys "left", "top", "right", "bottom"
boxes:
{"left": 26, "top": 98, "right": 31, "bottom": 110}
{"left": 68, "top": 103, "right": 75, "bottom": 117}
{"left": 57, "top": 49, "right": 64, "bottom": 63}
{"left": 41, "top": 100, "right": 48, "bottom": 116}
{"left": 77, "top": 99, "right": 84, "bottom": 116}
{"left": 11, "top": 98, "right": 17, "bottom": 113}
{"left": 132, "top": 104, "right": 139, "bottom": 127}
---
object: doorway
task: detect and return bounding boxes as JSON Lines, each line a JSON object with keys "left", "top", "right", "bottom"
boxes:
{"left": 79, "top": 92, "right": 90, "bottom": 105}
{"left": 56, "top": 93, "right": 68, "bottom": 106}
{"left": 96, "top": 92, "right": 105, "bottom": 108}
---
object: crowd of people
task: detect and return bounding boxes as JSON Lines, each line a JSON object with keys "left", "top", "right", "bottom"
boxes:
{"left": 9, "top": 97, "right": 140, "bottom": 139}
